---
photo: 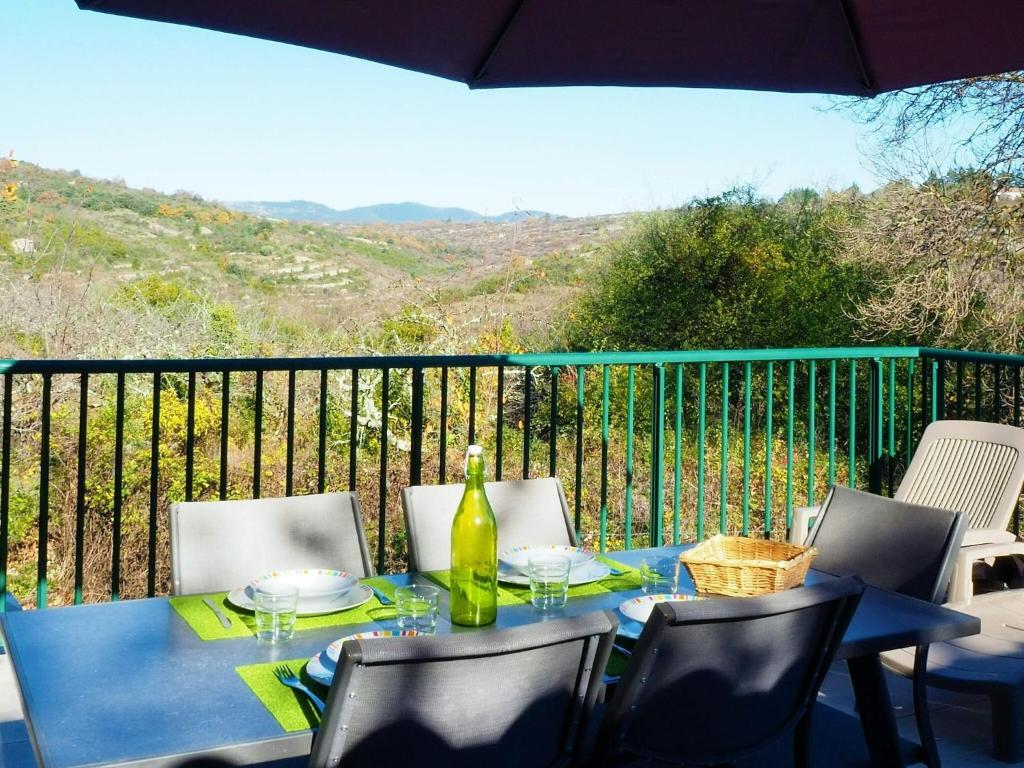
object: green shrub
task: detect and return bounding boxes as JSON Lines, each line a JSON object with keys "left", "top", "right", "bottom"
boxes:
{"left": 561, "top": 190, "right": 873, "bottom": 351}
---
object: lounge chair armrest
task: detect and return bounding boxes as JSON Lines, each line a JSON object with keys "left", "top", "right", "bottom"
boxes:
{"left": 789, "top": 505, "right": 821, "bottom": 546}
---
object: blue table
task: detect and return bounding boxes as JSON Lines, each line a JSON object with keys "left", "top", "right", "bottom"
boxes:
{"left": 0, "top": 546, "right": 980, "bottom": 768}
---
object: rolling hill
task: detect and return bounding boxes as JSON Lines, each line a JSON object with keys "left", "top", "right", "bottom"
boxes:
{"left": 0, "top": 160, "right": 627, "bottom": 360}
{"left": 227, "top": 199, "right": 555, "bottom": 225}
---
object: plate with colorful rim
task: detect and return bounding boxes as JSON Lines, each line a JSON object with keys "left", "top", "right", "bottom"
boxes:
{"left": 226, "top": 583, "right": 374, "bottom": 617}
{"left": 618, "top": 593, "right": 704, "bottom": 624}
{"left": 250, "top": 568, "right": 359, "bottom": 608}
{"left": 499, "top": 545, "right": 596, "bottom": 575}
{"left": 325, "top": 629, "right": 420, "bottom": 664}
{"left": 306, "top": 629, "right": 421, "bottom": 686}
{"left": 498, "top": 560, "right": 611, "bottom": 586}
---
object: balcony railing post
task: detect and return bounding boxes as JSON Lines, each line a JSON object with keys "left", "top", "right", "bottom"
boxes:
{"left": 720, "top": 362, "right": 730, "bottom": 536}
{"left": 409, "top": 368, "right": 424, "bottom": 487}
{"left": 697, "top": 363, "right": 707, "bottom": 541}
{"left": 317, "top": 370, "right": 328, "bottom": 494}
{"left": 574, "top": 366, "right": 584, "bottom": 540}
{"left": 219, "top": 371, "right": 229, "bottom": 500}
{"left": 439, "top": 367, "right": 448, "bottom": 484}
{"left": 522, "top": 367, "right": 532, "bottom": 480}
{"left": 285, "top": 370, "right": 296, "bottom": 496}
{"left": 651, "top": 363, "right": 665, "bottom": 547}
{"left": 624, "top": 365, "right": 635, "bottom": 548}
{"left": 39, "top": 373, "right": 52, "bottom": 609}
{"left": 868, "top": 359, "right": 883, "bottom": 496}
{"left": 764, "top": 361, "right": 773, "bottom": 540}
{"left": 350, "top": 369, "right": 359, "bottom": 491}
{"left": 75, "top": 373, "right": 88, "bottom": 605}
{"left": 378, "top": 368, "right": 390, "bottom": 574}
{"left": 0, "top": 374, "right": 10, "bottom": 613}
{"left": 599, "top": 365, "right": 610, "bottom": 552}
{"left": 111, "top": 372, "right": 124, "bottom": 602}
{"left": 549, "top": 367, "right": 559, "bottom": 477}
{"left": 148, "top": 373, "right": 161, "bottom": 597}
{"left": 674, "top": 364, "right": 684, "bottom": 544}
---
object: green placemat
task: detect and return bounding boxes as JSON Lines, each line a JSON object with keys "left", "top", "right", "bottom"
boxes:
{"left": 170, "top": 577, "right": 400, "bottom": 641}
{"left": 237, "top": 646, "right": 634, "bottom": 733}
{"left": 424, "top": 556, "right": 640, "bottom": 607}
{"left": 237, "top": 657, "right": 323, "bottom": 732}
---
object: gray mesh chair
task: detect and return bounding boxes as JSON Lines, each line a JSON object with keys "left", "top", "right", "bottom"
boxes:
{"left": 791, "top": 420, "right": 1024, "bottom": 602}
{"left": 308, "top": 610, "right": 617, "bottom": 768}
{"left": 807, "top": 485, "right": 967, "bottom": 768}
{"left": 401, "top": 477, "right": 576, "bottom": 571}
{"left": 169, "top": 492, "right": 374, "bottom": 595}
{"left": 593, "top": 577, "right": 864, "bottom": 767}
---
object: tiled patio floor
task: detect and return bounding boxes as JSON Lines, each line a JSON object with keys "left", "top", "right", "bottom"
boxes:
{"left": 0, "top": 651, "right": 1013, "bottom": 767}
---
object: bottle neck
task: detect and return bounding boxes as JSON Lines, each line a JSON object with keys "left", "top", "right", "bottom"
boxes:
{"left": 465, "top": 454, "right": 485, "bottom": 489}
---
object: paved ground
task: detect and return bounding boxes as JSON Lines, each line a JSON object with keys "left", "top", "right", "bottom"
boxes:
{"left": 820, "top": 665, "right": 1006, "bottom": 767}
{"left": 0, "top": 651, "right": 1013, "bottom": 767}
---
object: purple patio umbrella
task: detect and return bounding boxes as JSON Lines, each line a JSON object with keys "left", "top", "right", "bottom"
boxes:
{"left": 77, "top": 0, "right": 1024, "bottom": 95}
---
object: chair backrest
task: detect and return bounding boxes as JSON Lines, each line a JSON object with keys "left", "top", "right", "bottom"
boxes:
{"left": 896, "top": 419, "right": 1024, "bottom": 532}
{"left": 169, "top": 492, "right": 374, "bottom": 595}
{"left": 808, "top": 485, "right": 966, "bottom": 603}
{"left": 597, "top": 577, "right": 864, "bottom": 766}
{"left": 401, "top": 477, "right": 577, "bottom": 571}
{"left": 309, "top": 610, "right": 617, "bottom": 768}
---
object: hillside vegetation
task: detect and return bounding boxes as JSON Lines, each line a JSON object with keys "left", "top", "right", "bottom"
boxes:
{"left": 0, "top": 159, "right": 623, "bottom": 361}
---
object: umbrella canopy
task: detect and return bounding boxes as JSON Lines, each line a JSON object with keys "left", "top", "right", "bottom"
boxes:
{"left": 77, "top": 0, "right": 1024, "bottom": 96}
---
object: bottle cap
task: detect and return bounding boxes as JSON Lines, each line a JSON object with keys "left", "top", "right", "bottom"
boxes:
{"left": 466, "top": 444, "right": 484, "bottom": 457}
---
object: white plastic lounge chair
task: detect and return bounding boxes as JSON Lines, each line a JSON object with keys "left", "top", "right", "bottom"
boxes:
{"left": 790, "top": 420, "right": 1024, "bottom": 603}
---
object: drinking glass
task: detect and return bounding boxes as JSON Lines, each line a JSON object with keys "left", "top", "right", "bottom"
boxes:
{"left": 640, "top": 556, "right": 679, "bottom": 594}
{"left": 254, "top": 584, "right": 299, "bottom": 643}
{"left": 396, "top": 585, "right": 440, "bottom": 634}
{"left": 529, "top": 554, "right": 571, "bottom": 610}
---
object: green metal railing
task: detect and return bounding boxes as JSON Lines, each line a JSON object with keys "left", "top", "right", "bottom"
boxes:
{"left": 0, "top": 346, "right": 1015, "bottom": 610}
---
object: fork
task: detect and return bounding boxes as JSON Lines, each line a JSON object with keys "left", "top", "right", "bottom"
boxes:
{"left": 273, "top": 665, "right": 325, "bottom": 714}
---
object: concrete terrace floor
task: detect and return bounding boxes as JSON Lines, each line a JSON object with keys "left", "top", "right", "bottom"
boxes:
{"left": 0, "top": 650, "right": 1012, "bottom": 767}
{"left": 818, "top": 665, "right": 1006, "bottom": 768}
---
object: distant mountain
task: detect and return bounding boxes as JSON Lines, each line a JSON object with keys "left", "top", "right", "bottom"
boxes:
{"left": 226, "top": 199, "right": 555, "bottom": 225}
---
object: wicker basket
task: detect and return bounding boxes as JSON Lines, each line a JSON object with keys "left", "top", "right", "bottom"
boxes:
{"left": 679, "top": 535, "right": 816, "bottom": 597}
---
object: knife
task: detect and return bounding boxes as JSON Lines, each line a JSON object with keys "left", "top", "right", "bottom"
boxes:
{"left": 203, "top": 597, "right": 233, "bottom": 628}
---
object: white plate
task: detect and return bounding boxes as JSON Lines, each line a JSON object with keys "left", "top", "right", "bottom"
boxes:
{"left": 250, "top": 568, "right": 359, "bottom": 610}
{"left": 226, "top": 583, "right": 374, "bottom": 617}
{"left": 618, "top": 593, "right": 703, "bottom": 624}
{"left": 306, "top": 630, "right": 420, "bottom": 687}
{"left": 306, "top": 650, "right": 335, "bottom": 687}
{"left": 499, "top": 545, "right": 596, "bottom": 575}
{"left": 498, "top": 560, "right": 611, "bottom": 586}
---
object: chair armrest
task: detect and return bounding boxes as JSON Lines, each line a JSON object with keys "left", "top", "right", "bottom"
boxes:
{"left": 789, "top": 505, "right": 821, "bottom": 545}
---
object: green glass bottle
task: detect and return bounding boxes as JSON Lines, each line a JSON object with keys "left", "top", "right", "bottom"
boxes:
{"left": 450, "top": 444, "right": 498, "bottom": 626}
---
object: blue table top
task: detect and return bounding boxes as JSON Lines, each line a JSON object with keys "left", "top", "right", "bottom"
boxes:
{"left": 0, "top": 545, "right": 980, "bottom": 768}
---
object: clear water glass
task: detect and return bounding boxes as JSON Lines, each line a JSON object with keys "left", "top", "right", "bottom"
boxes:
{"left": 254, "top": 584, "right": 299, "bottom": 643}
{"left": 529, "top": 554, "right": 571, "bottom": 610}
{"left": 396, "top": 585, "right": 440, "bottom": 634}
{"left": 640, "top": 556, "right": 679, "bottom": 594}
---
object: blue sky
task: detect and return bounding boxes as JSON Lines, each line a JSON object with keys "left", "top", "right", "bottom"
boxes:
{"left": 5, "top": 1, "right": 882, "bottom": 217}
